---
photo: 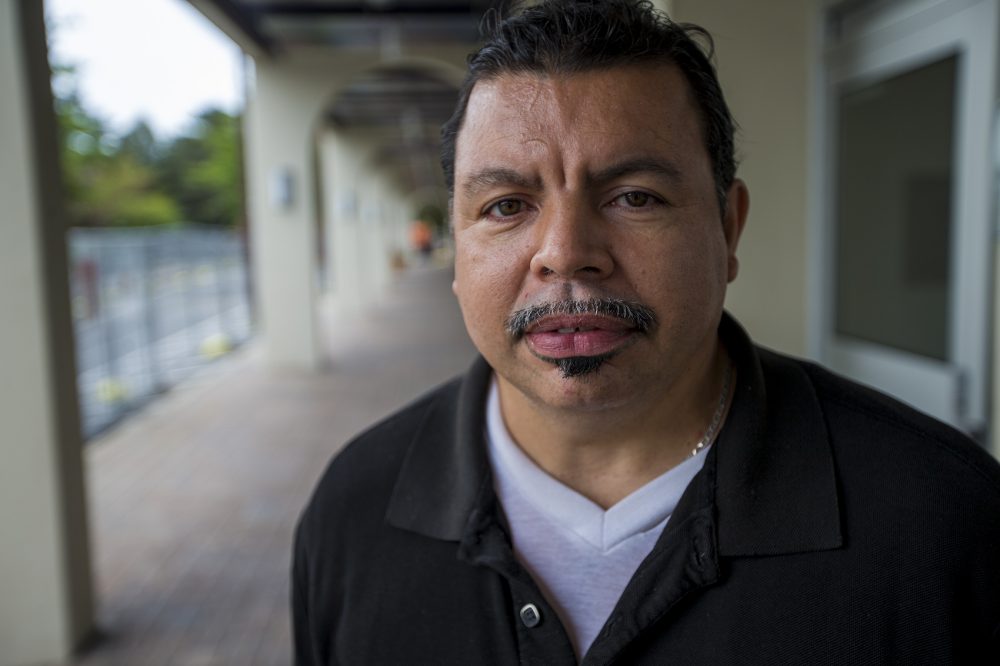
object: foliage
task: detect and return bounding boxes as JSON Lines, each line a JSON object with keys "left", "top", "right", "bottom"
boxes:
{"left": 118, "top": 120, "right": 159, "bottom": 166}
{"left": 53, "top": 65, "right": 244, "bottom": 228}
{"left": 70, "top": 153, "right": 181, "bottom": 227}
{"left": 158, "top": 110, "right": 245, "bottom": 228}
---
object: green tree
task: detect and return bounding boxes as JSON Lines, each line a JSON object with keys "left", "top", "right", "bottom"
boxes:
{"left": 158, "top": 108, "right": 245, "bottom": 227}
{"left": 70, "top": 151, "right": 180, "bottom": 227}
{"left": 118, "top": 120, "right": 159, "bottom": 166}
{"left": 52, "top": 60, "right": 243, "bottom": 228}
{"left": 53, "top": 69, "right": 180, "bottom": 227}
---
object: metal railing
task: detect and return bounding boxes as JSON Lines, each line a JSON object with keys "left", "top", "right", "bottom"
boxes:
{"left": 68, "top": 225, "right": 253, "bottom": 439}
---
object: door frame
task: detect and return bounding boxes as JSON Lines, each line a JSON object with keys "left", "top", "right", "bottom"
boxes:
{"left": 810, "top": 0, "right": 998, "bottom": 435}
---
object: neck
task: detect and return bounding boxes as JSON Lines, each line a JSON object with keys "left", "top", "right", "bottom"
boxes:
{"left": 497, "top": 342, "right": 732, "bottom": 509}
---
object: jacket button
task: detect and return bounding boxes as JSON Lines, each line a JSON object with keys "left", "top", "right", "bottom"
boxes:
{"left": 519, "top": 603, "right": 541, "bottom": 628}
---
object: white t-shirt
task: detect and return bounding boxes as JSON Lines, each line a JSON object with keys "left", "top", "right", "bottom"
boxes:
{"left": 485, "top": 378, "right": 710, "bottom": 658}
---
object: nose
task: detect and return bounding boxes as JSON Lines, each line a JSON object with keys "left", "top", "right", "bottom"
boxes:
{"left": 529, "top": 201, "right": 614, "bottom": 280}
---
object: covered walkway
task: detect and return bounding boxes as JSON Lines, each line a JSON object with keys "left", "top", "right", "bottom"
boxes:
{"left": 74, "top": 266, "right": 476, "bottom": 665}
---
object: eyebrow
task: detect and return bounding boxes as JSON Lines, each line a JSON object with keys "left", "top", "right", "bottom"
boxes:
{"left": 461, "top": 167, "right": 543, "bottom": 199}
{"left": 588, "top": 157, "right": 685, "bottom": 186}
{"left": 459, "top": 157, "right": 685, "bottom": 199}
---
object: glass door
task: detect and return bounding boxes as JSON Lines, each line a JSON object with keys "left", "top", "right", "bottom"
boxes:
{"left": 820, "top": 0, "right": 997, "bottom": 436}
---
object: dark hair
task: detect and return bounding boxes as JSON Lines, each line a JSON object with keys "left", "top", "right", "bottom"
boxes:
{"left": 440, "top": 0, "right": 736, "bottom": 213}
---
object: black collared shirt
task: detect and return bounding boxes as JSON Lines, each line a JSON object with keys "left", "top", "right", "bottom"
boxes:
{"left": 293, "top": 314, "right": 1000, "bottom": 665}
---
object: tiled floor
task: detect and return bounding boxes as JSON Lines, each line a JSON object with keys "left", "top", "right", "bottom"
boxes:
{"left": 74, "top": 266, "right": 478, "bottom": 665}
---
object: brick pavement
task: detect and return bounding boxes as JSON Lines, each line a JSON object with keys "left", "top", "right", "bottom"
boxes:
{"left": 73, "top": 266, "right": 477, "bottom": 665}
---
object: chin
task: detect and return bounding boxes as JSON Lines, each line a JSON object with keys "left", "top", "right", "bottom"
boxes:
{"left": 537, "top": 363, "right": 637, "bottom": 412}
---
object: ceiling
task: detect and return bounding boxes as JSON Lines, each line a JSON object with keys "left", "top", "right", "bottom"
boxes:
{"left": 192, "top": 0, "right": 505, "bottom": 54}
{"left": 189, "top": 0, "right": 502, "bottom": 193}
{"left": 326, "top": 64, "right": 459, "bottom": 137}
{"left": 330, "top": 65, "right": 463, "bottom": 190}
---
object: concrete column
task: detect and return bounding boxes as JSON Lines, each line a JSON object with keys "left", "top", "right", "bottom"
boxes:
{"left": 358, "top": 171, "right": 384, "bottom": 298}
{"left": 363, "top": 174, "right": 396, "bottom": 293}
{"left": 320, "top": 131, "right": 367, "bottom": 313}
{"left": 243, "top": 61, "right": 325, "bottom": 369}
{"left": 318, "top": 133, "right": 340, "bottom": 297}
{"left": 391, "top": 197, "right": 409, "bottom": 265}
{"left": 994, "top": 258, "right": 1000, "bottom": 458}
{"left": 320, "top": 130, "right": 409, "bottom": 311}
{"left": 0, "top": 2, "right": 95, "bottom": 663}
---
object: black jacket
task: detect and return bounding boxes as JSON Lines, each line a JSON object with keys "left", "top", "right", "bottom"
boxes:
{"left": 293, "top": 316, "right": 1000, "bottom": 665}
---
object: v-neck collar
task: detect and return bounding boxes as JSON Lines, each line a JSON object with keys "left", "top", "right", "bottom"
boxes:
{"left": 485, "top": 375, "right": 711, "bottom": 553}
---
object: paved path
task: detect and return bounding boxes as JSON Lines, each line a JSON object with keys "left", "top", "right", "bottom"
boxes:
{"left": 75, "top": 266, "right": 477, "bottom": 665}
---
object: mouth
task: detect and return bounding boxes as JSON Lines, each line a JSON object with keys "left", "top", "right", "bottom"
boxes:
{"left": 524, "top": 314, "right": 638, "bottom": 359}
{"left": 505, "top": 298, "right": 657, "bottom": 369}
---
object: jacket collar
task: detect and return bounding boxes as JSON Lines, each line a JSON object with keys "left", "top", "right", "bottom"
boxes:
{"left": 714, "top": 314, "right": 842, "bottom": 556}
{"left": 385, "top": 313, "right": 842, "bottom": 557}
{"left": 386, "top": 355, "right": 494, "bottom": 541}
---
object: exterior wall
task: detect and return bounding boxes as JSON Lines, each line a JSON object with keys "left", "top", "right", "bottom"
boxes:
{"left": 672, "top": 0, "right": 818, "bottom": 357}
{"left": 0, "top": 1, "right": 95, "bottom": 662}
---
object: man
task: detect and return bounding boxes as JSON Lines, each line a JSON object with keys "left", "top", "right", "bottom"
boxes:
{"left": 293, "top": 1, "right": 1000, "bottom": 663}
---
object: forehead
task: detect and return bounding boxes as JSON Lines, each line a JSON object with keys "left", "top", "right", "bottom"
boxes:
{"left": 454, "top": 64, "right": 708, "bottom": 181}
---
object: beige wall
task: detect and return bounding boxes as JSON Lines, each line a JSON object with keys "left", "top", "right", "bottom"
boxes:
{"left": 0, "top": 1, "right": 95, "bottom": 663}
{"left": 670, "top": 1, "right": 1000, "bottom": 456}
{"left": 672, "top": 0, "right": 818, "bottom": 357}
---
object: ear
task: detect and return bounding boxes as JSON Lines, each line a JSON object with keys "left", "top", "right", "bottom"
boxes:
{"left": 722, "top": 179, "right": 749, "bottom": 283}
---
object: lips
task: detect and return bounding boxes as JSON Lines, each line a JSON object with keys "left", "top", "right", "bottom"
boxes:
{"left": 524, "top": 314, "right": 637, "bottom": 358}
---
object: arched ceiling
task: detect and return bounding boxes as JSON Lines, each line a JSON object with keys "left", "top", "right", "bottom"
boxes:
{"left": 188, "top": 0, "right": 504, "bottom": 192}
{"left": 327, "top": 65, "right": 459, "bottom": 191}
{"left": 189, "top": 0, "right": 507, "bottom": 56}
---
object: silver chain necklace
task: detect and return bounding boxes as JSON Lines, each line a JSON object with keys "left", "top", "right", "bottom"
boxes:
{"left": 689, "top": 362, "right": 734, "bottom": 459}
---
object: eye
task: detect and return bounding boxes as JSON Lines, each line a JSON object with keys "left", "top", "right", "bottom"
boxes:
{"left": 486, "top": 199, "right": 524, "bottom": 218}
{"left": 614, "top": 191, "right": 657, "bottom": 208}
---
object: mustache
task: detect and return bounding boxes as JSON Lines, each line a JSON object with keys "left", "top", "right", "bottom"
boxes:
{"left": 505, "top": 298, "right": 657, "bottom": 339}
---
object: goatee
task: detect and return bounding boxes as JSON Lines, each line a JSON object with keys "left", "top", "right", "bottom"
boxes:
{"left": 552, "top": 353, "right": 615, "bottom": 378}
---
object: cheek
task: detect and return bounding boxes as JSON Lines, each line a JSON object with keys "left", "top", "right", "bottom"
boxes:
{"left": 454, "top": 236, "right": 509, "bottom": 323}
{"left": 626, "top": 229, "right": 728, "bottom": 306}
{"left": 453, "top": 241, "right": 519, "bottom": 358}
{"left": 456, "top": 232, "right": 531, "bottom": 296}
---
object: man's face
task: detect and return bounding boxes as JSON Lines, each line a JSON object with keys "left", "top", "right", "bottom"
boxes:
{"left": 451, "top": 64, "right": 747, "bottom": 414}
